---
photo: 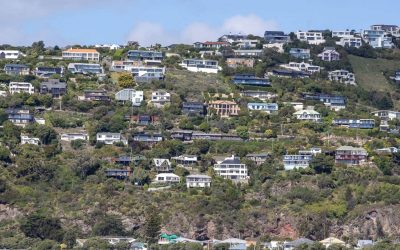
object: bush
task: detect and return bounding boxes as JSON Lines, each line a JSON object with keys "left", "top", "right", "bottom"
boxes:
{"left": 70, "top": 139, "right": 86, "bottom": 150}
{"left": 20, "top": 213, "right": 65, "bottom": 242}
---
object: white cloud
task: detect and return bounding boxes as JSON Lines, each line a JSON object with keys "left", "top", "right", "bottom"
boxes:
{"left": 127, "top": 14, "right": 279, "bottom": 46}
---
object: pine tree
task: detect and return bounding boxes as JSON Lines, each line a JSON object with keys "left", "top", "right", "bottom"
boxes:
{"left": 144, "top": 208, "right": 161, "bottom": 244}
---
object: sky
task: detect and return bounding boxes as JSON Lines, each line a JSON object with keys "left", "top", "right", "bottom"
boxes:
{"left": 1, "top": 0, "right": 400, "bottom": 47}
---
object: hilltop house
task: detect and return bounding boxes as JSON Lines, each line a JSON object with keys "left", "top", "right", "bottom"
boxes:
{"left": 362, "top": 30, "right": 393, "bottom": 48}
{"left": 151, "top": 91, "right": 170, "bottom": 107}
{"left": 264, "top": 31, "right": 290, "bottom": 43}
{"left": 4, "top": 64, "right": 30, "bottom": 75}
{"left": 246, "top": 153, "right": 270, "bottom": 166}
{"left": 40, "top": 79, "right": 67, "bottom": 98}
{"left": 154, "top": 173, "right": 180, "bottom": 184}
{"left": 247, "top": 103, "right": 278, "bottom": 113}
{"left": 0, "top": 50, "right": 23, "bottom": 59}
{"left": 60, "top": 132, "right": 89, "bottom": 141}
{"left": 236, "top": 39, "right": 259, "bottom": 49}
{"left": 115, "top": 89, "right": 143, "bottom": 106}
{"left": 318, "top": 47, "right": 340, "bottom": 61}
{"left": 289, "top": 48, "right": 310, "bottom": 59}
{"left": 182, "top": 102, "right": 206, "bottom": 117}
{"left": 336, "top": 36, "right": 362, "bottom": 48}
{"left": 67, "top": 63, "right": 103, "bottom": 74}
{"left": 280, "top": 62, "right": 321, "bottom": 74}
{"left": 293, "top": 108, "right": 321, "bottom": 122}
{"left": 96, "top": 132, "right": 128, "bottom": 145}
{"left": 21, "top": 135, "right": 40, "bottom": 145}
{"left": 193, "top": 41, "right": 229, "bottom": 49}
{"left": 328, "top": 70, "right": 356, "bottom": 85}
{"left": 186, "top": 175, "right": 212, "bottom": 188}
{"left": 208, "top": 100, "right": 240, "bottom": 117}
{"left": 371, "top": 24, "right": 400, "bottom": 36}
{"left": 219, "top": 34, "right": 248, "bottom": 43}
{"left": 332, "top": 30, "right": 353, "bottom": 38}
{"left": 335, "top": 146, "right": 368, "bottom": 165}
{"left": 34, "top": 66, "right": 64, "bottom": 78}
{"left": 9, "top": 82, "right": 34, "bottom": 95}
{"left": 62, "top": 48, "right": 100, "bottom": 61}
{"left": 333, "top": 119, "right": 375, "bottom": 129}
{"left": 296, "top": 31, "right": 326, "bottom": 45}
{"left": 232, "top": 74, "right": 271, "bottom": 86}
{"left": 153, "top": 158, "right": 172, "bottom": 172}
{"left": 179, "top": 59, "right": 220, "bottom": 73}
{"left": 6, "top": 108, "right": 34, "bottom": 126}
{"left": 213, "top": 155, "right": 248, "bottom": 182}
{"left": 226, "top": 58, "right": 255, "bottom": 68}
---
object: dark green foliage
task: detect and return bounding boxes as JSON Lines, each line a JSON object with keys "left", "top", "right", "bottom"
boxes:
{"left": 70, "top": 139, "right": 86, "bottom": 150}
{"left": 310, "top": 154, "right": 335, "bottom": 174}
{"left": 92, "top": 215, "right": 125, "bottom": 236}
{"left": 144, "top": 209, "right": 161, "bottom": 244}
{"left": 71, "top": 154, "right": 101, "bottom": 179}
{"left": 20, "top": 213, "right": 64, "bottom": 242}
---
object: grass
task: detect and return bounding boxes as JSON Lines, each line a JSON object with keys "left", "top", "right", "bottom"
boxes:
{"left": 348, "top": 55, "right": 400, "bottom": 92}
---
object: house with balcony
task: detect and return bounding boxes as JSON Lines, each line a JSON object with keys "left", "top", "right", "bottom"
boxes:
{"left": 34, "top": 66, "right": 64, "bottom": 78}
{"left": 96, "top": 132, "right": 128, "bottom": 145}
{"left": 283, "top": 154, "right": 313, "bottom": 170}
{"left": 269, "top": 69, "right": 311, "bottom": 78}
{"left": 246, "top": 153, "right": 270, "bottom": 166}
{"left": 154, "top": 173, "right": 180, "bottom": 184}
{"left": 335, "top": 146, "right": 368, "bottom": 165}
{"left": 328, "top": 70, "right": 356, "bottom": 85}
{"left": 172, "top": 155, "right": 198, "bottom": 166}
{"left": 226, "top": 58, "right": 255, "bottom": 68}
{"left": 133, "top": 132, "right": 163, "bottom": 144}
{"left": 0, "top": 50, "right": 23, "bottom": 59}
{"left": 303, "top": 94, "right": 346, "bottom": 111}
{"left": 336, "top": 36, "right": 362, "bottom": 48}
{"left": 182, "top": 102, "right": 206, "bottom": 116}
{"left": 371, "top": 110, "right": 400, "bottom": 120}
{"left": 241, "top": 90, "right": 277, "bottom": 100}
{"left": 4, "top": 64, "right": 30, "bottom": 75}
{"left": 132, "top": 66, "right": 165, "bottom": 83}
{"left": 280, "top": 62, "right": 321, "bottom": 74}
{"left": 110, "top": 60, "right": 142, "bottom": 71}
{"left": 105, "top": 168, "right": 132, "bottom": 179}
{"left": 263, "top": 42, "right": 285, "bottom": 53}
{"left": 264, "top": 31, "right": 290, "bottom": 43}
{"left": 213, "top": 155, "right": 248, "bottom": 182}
{"left": 233, "top": 49, "right": 263, "bottom": 57}
{"left": 232, "top": 74, "right": 271, "bottom": 86}
{"left": 186, "top": 175, "right": 211, "bottom": 188}
{"left": 128, "top": 115, "right": 159, "bottom": 126}
{"left": 298, "top": 147, "right": 322, "bottom": 156}
{"left": 193, "top": 41, "right": 229, "bottom": 49}
{"left": 332, "top": 30, "right": 353, "bottom": 38}
{"left": 362, "top": 30, "right": 394, "bottom": 48}
{"left": 153, "top": 158, "right": 172, "bottom": 172}
{"left": 9, "top": 82, "right": 34, "bottom": 95}
{"left": 21, "top": 135, "right": 40, "bottom": 145}
{"left": 127, "top": 50, "right": 163, "bottom": 65}
{"left": 208, "top": 100, "right": 240, "bottom": 117}
{"left": 371, "top": 24, "right": 400, "bottom": 37}
{"left": 289, "top": 48, "right": 310, "bottom": 59}
{"left": 115, "top": 89, "right": 143, "bottom": 106}
{"left": 333, "top": 119, "right": 375, "bottom": 129}
{"left": 62, "top": 48, "right": 100, "bottom": 61}
{"left": 40, "top": 79, "right": 67, "bottom": 98}
{"left": 81, "top": 90, "right": 110, "bottom": 102}
{"left": 318, "top": 47, "right": 340, "bottom": 61}
{"left": 151, "top": 91, "right": 170, "bottom": 107}
{"left": 236, "top": 39, "right": 259, "bottom": 49}
{"left": 180, "top": 59, "right": 220, "bottom": 73}
{"left": 296, "top": 31, "right": 326, "bottom": 45}
{"left": 247, "top": 103, "right": 278, "bottom": 113}
{"left": 67, "top": 63, "right": 103, "bottom": 74}
{"left": 293, "top": 108, "right": 321, "bottom": 122}
{"left": 60, "top": 132, "right": 89, "bottom": 142}
{"left": 6, "top": 108, "right": 34, "bottom": 126}
{"left": 219, "top": 34, "right": 248, "bottom": 43}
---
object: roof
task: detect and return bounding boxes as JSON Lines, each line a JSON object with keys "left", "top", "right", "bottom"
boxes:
{"left": 289, "top": 238, "right": 314, "bottom": 246}
{"left": 246, "top": 153, "right": 270, "bottom": 157}
{"left": 64, "top": 48, "right": 99, "bottom": 53}
{"left": 220, "top": 238, "right": 246, "bottom": 244}
{"left": 156, "top": 173, "right": 179, "bottom": 178}
{"left": 320, "top": 237, "right": 345, "bottom": 245}
{"left": 209, "top": 100, "right": 237, "bottom": 105}
{"left": 186, "top": 174, "right": 211, "bottom": 179}
{"left": 220, "top": 156, "right": 242, "bottom": 165}
{"left": 294, "top": 109, "right": 320, "bottom": 115}
{"left": 336, "top": 146, "right": 366, "bottom": 151}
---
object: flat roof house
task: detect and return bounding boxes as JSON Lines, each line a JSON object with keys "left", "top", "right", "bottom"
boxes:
{"left": 105, "top": 168, "right": 132, "bottom": 179}
{"left": 226, "top": 58, "right": 255, "bottom": 68}
{"left": 193, "top": 41, "right": 229, "bottom": 49}
{"left": 6, "top": 108, "right": 34, "bottom": 126}
{"left": 233, "top": 49, "right": 263, "bottom": 57}
{"left": 133, "top": 132, "right": 163, "bottom": 144}
{"left": 283, "top": 154, "right": 313, "bottom": 170}
{"left": 318, "top": 47, "right": 340, "bottom": 62}
{"left": 232, "top": 74, "right": 271, "bottom": 87}
{"left": 247, "top": 103, "right": 278, "bottom": 113}
{"left": 96, "top": 132, "right": 128, "bottom": 145}
{"left": 280, "top": 62, "right": 321, "bottom": 74}
{"left": 333, "top": 119, "right": 375, "bottom": 129}
{"left": 303, "top": 94, "right": 346, "bottom": 111}
{"left": 264, "top": 31, "right": 290, "bottom": 43}
{"left": 208, "top": 100, "right": 240, "bottom": 117}
{"left": 9, "top": 82, "right": 34, "bottom": 95}
{"left": 154, "top": 173, "right": 180, "bottom": 184}
{"left": 60, "top": 132, "right": 88, "bottom": 142}
{"left": 115, "top": 89, "right": 143, "bottom": 106}
{"left": 371, "top": 110, "right": 400, "bottom": 121}
{"left": 328, "top": 70, "right": 356, "bottom": 85}
{"left": 219, "top": 34, "right": 248, "bottom": 43}
{"left": 296, "top": 31, "right": 326, "bottom": 45}
{"left": 62, "top": 48, "right": 100, "bottom": 61}
{"left": 335, "top": 146, "right": 368, "bottom": 165}
{"left": 241, "top": 90, "right": 277, "bottom": 100}
{"left": 186, "top": 174, "right": 211, "bottom": 188}
{"left": 182, "top": 102, "right": 206, "bottom": 117}
{"left": 269, "top": 69, "right": 311, "bottom": 79}
{"left": 332, "top": 30, "right": 353, "bottom": 38}
{"left": 40, "top": 79, "right": 67, "bottom": 98}
{"left": 246, "top": 153, "right": 270, "bottom": 166}
{"left": 131, "top": 66, "right": 165, "bottom": 83}
{"left": 67, "top": 63, "right": 103, "bottom": 74}
{"left": 180, "top": 59, "right": 220, "bottom": 74}
{"left": 151, "top": 91, "right": 171, "bottom": 107}
{"left": 362, "top": 30, "right": 394, "bottom": 48}
{"left": 371, "top": 24, "right": 400, "bottom": 37}
{"left": 171, "top": 155, "right": 198, "bottom": 165}
{"left": 213, "top": 155, "right": 248, "bottom": 182}
{"left": 21, "top": 135, "right": 40, "bottom": 145}
{"left": 289, "top": 48, "right": 311, "bottom": 59}
{"left": 0, "top": 50, "right": 23, "bottom": 59}
{"left": 4, "top": 64, "right": 30, "bottom": 75}
{"left": 34, "top": 66, "right": 64, "bottom": 78}
{"left": 81, "top": 90, "right": 110, "bottom": 102}
{"left": 336, "top": 36, "right": 362, "bottom": 48}
{"left": 128, "top": 114, "right": 159, "bottom": 126}
{"left": 127, "top": 50, "right": 163, "bottom": 64}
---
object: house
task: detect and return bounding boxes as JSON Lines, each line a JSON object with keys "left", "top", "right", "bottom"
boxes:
{"left": 179, "top": 59, "right": 220, "bottom": 73}
{"left": 62, "top": 48, "right": 100, "bottom": 61}
{"left": 113, "top": 155, "right": 134, "bottom": 166}
{"left": 356, "top": 240, "right": 374, "bottom": 249}
{"left": 81, "top": 90, "right": 110, "bottom": 101}
{"left": 151, "top": 91, "right": 170, "bottom": 107}
{"left": 236, "top": 39, "right": 259, "bottom": 49}
{"left": 40, "top": 79, "right": 67, "bottom": 97}
{"left": 264, "top": 31, "right": 290, "bottom": 43}
{"left": 127, "top": 50, "right": 163, "bottom": 64}
{"left": 335, "top": 146, "right": 368, "bottom": 165}
{"left": 21, "top": 135, "right": 40, "bottom": 145}
{"left": 293, "top": 109, "right": 321, "bottom": 122}
{"left": 171, "top": 155, "right": 198, "bottom": 165}
{"left": 371, "top": 24, "right": 400, "bottom": 37}
{"left": 131, "top": 242, "right": 148, "bottom": 250}
{"left": 193, "top": 41, "right": 229, "bottom": 49}
{"left": 241, "top": 90, "right": 277, "bottom": 100}
{"left": 153, "top": 158, "right": 172, "bottom": 172}
{"left": 105, "top": 168, "right": 132, "bottom": 179}
{"left": 110, "top": 60, "right": 142, "bottom": 71}
{"left": 246, "top": 153, "right": 270, "bottom": 166}
{"left": 280, "top": 62, "right": 321, "bottom": 74}
{"left": 219, "top": 34, "right": 248, "bottom": 43}
{"left": 296, "top": 31, "right": 326, "bottom": 45}
{"left": 269, "top": 69, "right": 311, "bottom": 78}
{"left": 332, "top": 30, "right": 353, "bottom": 38}
{"left": 289, "top": 48, "right": 310, "bottom": 59}
{"left": 96, "top": 132, "right": 128, "bottom": 145}
{"left": 208, "top": 100, "right": 240, "bottom": 117}
{"left": 375, "top": 147, "right": 398, "bottom": 154}
{"left": 67, "top": 63, "right": 103, "bottom": 74}
{"left": 232, "top": 74, "right": 271, "bottom": 86}
{"left": 284, "top": 238, "right": 314, "bottom": 250}
{"left": 362, "top": 30, "right": 393, "bottom": 48}
{"left": 6, "top": 108, "right": 34, "bottom": 126}
{"left": 336, "top": 36, "right": 362, "bottom": 48}
{"left": 213, "top": 155, "right": 248, "bottom": 182}
{"left": 4, "top": 64, "right": 30, "bottom": 75}
{"left": 131, "top": 66, "right": 165, "bottom": 83}
{"left": 333, "top": 119, "right": 375, "bottom": 129}
{"left": 115, "top": 89, "right": 143, "bottom": 106}
{"left": 128, "top": 115, "right": 159, "bottom": 126}
{"left": 371, "top": 110, "right": 400, "bottom": 121}
{"left": 303, "top": 94, "right": 346, "bottom": 111}
{"left": 226, "top": 58, "right": 255, "bottom": 68}
{"left": 328, "top": 70, "right": 356, "bottom": 85}
{"left": 34, "top": 66, "right": 64, "bottom": 78}
{"left": 394, "top": 70, "right": 400, "bottom": 84}
{"left": 154, "top": 173, "right": 180, "bottom": 184}
{"left": 186, "top": 174, "right": 211, "bottom": 188}
{"left": 60, "top": 132, "right": 89, "bottom": 141}
{"left": 318, "top": 47, "right": 340, "bottom": 61}
{"left": 283, "top": 154, "right": 313, "bottom": 170}
{"left": 182, "top": 102, "right": 206, "bottom": 116}
{"left": 133, "top": 132, "right": 163, "bottom": 144}
{"left": 298, "top": 147, "right": 322, "bottom": 156}
{"left": 95, "top": 44, "right": 122, "bottom": 50}
{"left": 216, "top": 238, "right": 247, "bottom": 250}
{"left": 247, "top": 103, "right": 278, "bottom": 113}
{"left": 284, "top": 102, "right": 304, "bottom": 111}
{"left": 191, "top": 132, "right": 242, "bottom": 141}
{"left": 320, "top": 237, "right": 345, "bottom": 248}
{"left": 263, "top": 42, "right": 285, "bottom": 53}
{"left": 379, "top": 120, "right": 390, "bottom": 132}
{"left": 0, "top": 50, "right": 23, "bottom": 59}
{"left": 233, "top": 49, "right": 263, "bottom": 57}
{"left": 9, "top": 82, "right": 34, "bottom": 95}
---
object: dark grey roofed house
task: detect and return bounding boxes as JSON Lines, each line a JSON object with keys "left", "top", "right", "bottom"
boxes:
{"left": 264, "top": 31, "right": 290, "bottom": 43}
{"left": 4, "top": 64, "right": 30, "bottom": 75}
{"left": 285, "top": 238, "right": 314, "bottom": 248}
{"left": 40, "top": 79, "right": 67, "bottom": 97}
{"left": 35, "top": 66, "right": 64, "bottom": 78}
{"left": 182, "top": 102, "right": 206, "bottom": 116}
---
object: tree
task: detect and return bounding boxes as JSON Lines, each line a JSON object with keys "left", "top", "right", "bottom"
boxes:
{"left": 20, "top": 213, "right": 65, "bottom": 242}
{"left": 144, "top": 209, "right": 161, "bottom": 244}
{"left": 92, "top": 215, "right": 125, "bottom": 236}
{"left": 236, "top": 126, "right": 249, "bottom": 140}
{"left": 117, "top": 72, "right": 135, "bottom": 88}
{"left": 71, "top": 154, "right": 101, "bottom": 179}
{"left": 309, "top": 154, "right": 334, "bottom": 174}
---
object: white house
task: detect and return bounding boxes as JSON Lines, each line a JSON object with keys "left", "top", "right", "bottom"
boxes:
{"left": 371, "top": 110, "right": 400, "bottom": 121}
{"left": 296, "top": 31, "right": 326, "bottom": 45}
{"left": 247, "top": 103, "right": 278, "bottom": 113}
{"left": 236, "top": 39, "right": 259, "bottom": 49}
{"left": 96, "top": 132, "right": 128, "bottom": 145}
{"left": 336, "top": 36, "right": 362, "bottom": 48}
{"left": 233, "top": 49, "right": 263, "bottom": 57}
{"left": 318, "top": 47, "right": 340, "bottom": 61}
{"left": 280, "top": 62, "right": 321, "bottom": 74}
{"left": 60, "top": 133, "right": 89, "bottom": 142}
{"left": 179, "top": 59, "right": 220, "bottom": 74}
{"left": 151, "top": 91, "right": 170, "bottom": 107}
{"left": 9, "top": 82, "right": 35, "bottom": 95}
{"left": 186, "top": 174, "right": 212, "bottom": 188}
{"left": 115, "top": 89, "right": 144, "bottom": 106}
{"left": 62, "top": 48, "right": 100, "bottom": 61}
{"left": 154, "top": 173, "right": 180, "bottom": 184}
{"left": 332, "top": 30, "right": 352, "bottom": 38}
{"left": 0, "top": 50, "right": 24, "bottom": 59}
{"left": 21, "top": 135, "right": 40, "bottom": 145}
{"left": 171, "top": 155, "right": 198, "bottom": 165}
{"left": 94, "top": 44, "right": 121, "bottom": 50}
{"left": 328, "top": 70, "right": 356, "bottom": 85}
{"left": 213, "top": 155, "right": 248, "bottom": 182}
{"left": 294, "top": 109, "right": 321, "bottom": 122}
{"left": 263, "top": 43, "right": 284, "bottom": 53}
